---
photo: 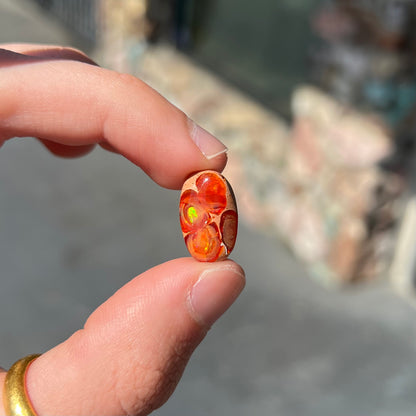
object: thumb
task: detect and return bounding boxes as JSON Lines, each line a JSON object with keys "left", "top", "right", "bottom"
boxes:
{"left": 0, "top": 258, "right": 245, "bottom": 416}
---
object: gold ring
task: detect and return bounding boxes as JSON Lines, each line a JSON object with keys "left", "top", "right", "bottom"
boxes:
{"left": 3, "top": 354, "right": 40, "bottom": 416}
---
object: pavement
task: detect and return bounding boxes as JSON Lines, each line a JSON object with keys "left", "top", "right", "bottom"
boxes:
{"left": 2, "top": 1, "right": 416, "bottom": 415}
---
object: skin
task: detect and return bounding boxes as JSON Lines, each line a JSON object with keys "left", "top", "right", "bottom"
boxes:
{"left": 0, "top": 44, "right": 245, "bottom": 415}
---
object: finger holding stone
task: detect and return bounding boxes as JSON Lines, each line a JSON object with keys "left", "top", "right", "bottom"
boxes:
{"left": 0, "top": 49, "right": 227, "bottom": 189}
{"left": 0, "top": 258, "right": 245, "bottom": 416}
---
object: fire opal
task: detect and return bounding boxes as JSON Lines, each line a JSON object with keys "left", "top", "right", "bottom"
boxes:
{"left": 179, "top": 170, "right": 238, "bottom": 262}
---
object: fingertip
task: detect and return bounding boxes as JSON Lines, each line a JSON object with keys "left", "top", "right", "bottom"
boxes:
{"left": 188, "top": 260, "right": 246, "bottom": 328}
{"left": 187, "top": 119, "right": 228, "bottom": 162}
{"left": 161, "top": 121, "right": 229, "bottom": 189}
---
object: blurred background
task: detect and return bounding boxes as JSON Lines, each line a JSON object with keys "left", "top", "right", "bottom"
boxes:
{"left": 2, "top": 0, "right": 416, "bottom": 415}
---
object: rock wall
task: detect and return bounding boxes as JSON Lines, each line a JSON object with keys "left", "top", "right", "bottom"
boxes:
{"left": 97, "top": 0, "right": 407, "bottom": 286}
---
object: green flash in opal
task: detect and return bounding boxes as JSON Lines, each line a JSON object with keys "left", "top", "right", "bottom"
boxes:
{"left": 187, "top": 206, "right": 198, "bottom": 223}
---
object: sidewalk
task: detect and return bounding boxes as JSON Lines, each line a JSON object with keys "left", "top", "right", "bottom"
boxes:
{"left": 1, "top": 2, "right": 416, "bottom": 416}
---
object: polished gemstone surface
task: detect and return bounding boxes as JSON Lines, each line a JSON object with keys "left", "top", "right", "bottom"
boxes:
{"left": 180, "top": 170, "right": 238, "bottom": 262}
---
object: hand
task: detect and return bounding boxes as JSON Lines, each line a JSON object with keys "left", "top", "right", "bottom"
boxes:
{"left": 0, "top": 44, "right": 245, "bottom": 415}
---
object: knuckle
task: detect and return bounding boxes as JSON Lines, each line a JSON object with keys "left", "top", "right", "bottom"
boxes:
{"left": 112, "top": 71, "right": 144, "bottom": 92}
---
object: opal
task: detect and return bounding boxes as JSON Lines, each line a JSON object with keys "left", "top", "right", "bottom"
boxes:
{"left": 179, "top": 170, "right": 238, "bottom": 262}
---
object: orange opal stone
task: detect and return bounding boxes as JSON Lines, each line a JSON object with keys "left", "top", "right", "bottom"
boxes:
{"left": 185, "top": 224, "right": 223, "bottom": 262}
{"left": 196, "top": 172, "right": 227, "bottom": 214}
{"left": 179, "top": 170, "right": 238, "bottom": 262}
{"left": 179, "top": 190, "right": 210, "bottom": 233}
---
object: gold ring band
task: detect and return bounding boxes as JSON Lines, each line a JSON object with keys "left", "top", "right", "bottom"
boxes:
{"left": 3, "top": 354, "right": 40, "bottom": 416}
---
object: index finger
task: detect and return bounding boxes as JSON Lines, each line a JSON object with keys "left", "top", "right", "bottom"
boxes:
{"left": 0, "top": 47, "right": 227, "bottom": 189}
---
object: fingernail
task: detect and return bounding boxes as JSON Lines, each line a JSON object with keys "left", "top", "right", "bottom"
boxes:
{"left": 188, "top": 119, "right": 228, "bottom": 160}
{"left": 188, "top": 265, "right": 245, "bottom": 327}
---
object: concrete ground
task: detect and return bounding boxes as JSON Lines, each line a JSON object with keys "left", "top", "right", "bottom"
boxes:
{"left": 2, "top": 1, "right": 416, "bottom": 415}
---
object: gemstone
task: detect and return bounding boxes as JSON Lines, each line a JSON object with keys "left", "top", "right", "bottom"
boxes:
{"left": 196, "top": 172, "right": 227, "bottom": 214}
{"left": 179, "top": 170, "right": 238, "bottom": 262}
{"left": 179, "top": 189, "right": 209, "bottom": 233}
{"left": 185, "top": 224, "right": 223, "bottom": 262}
{"left": 220, "top": 210, "right": 238, "bottom": 252}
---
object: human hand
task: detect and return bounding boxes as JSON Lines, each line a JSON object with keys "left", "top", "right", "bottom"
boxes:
{"left": 0, "top": 44, "right": 245, "bottom": 415}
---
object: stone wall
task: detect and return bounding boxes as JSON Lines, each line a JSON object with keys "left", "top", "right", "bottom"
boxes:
{"left": 97, "top": 0, "right": 407, "bottom": 287}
